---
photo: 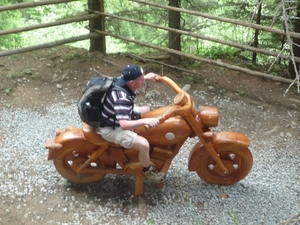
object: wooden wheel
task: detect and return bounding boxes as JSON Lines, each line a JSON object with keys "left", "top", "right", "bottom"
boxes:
{"left": 53, "top": 140, "right": 106, "bottom": 183}
{"left": 195, "top": 144, "right": 253, "bottom": 185}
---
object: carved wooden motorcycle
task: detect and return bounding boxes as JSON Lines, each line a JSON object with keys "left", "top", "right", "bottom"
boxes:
{"left": 46, "top": 76, "right": 253, "bottom": 195}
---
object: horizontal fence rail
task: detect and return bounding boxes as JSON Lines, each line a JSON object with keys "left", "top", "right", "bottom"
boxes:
{"left": 87, "top": 27, "right": 293, "bottom": 84}
{"left": 0, "top": 33, "right": 99, "bottom": 57}
{"left": 129, "top": 0, "right": 300, "bottom": 39}
{"left": 0, "top": 0, "right": 79, "bottom": 12}
{"left": 0, "top": 0, "right": 297, "bottom": 88}
{"left": 90, "top": 10, "right": 300, "bottom": 64}
{"left": 0, "top": 14, "right": 99, "bottom": 36}
{"left": 0, "top": 0, "right": 100, "bottom": 57}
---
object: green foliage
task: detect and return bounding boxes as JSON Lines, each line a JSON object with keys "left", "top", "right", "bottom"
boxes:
{"left": 147, "top": 215, "right": 155, "bottom": 225}
{"left": 104, "top": 0, "right": 168, "bottom": 53}
{"left": 0, "top": 0, "right": 88, "bottom": 49}
{"left": 0, "top": 10, "right": 23, "bottom": 49}
{"left": 0, "top": 0, "right": 298, "bottom": 69}
{"left": 231, "top": 209, "right": 239, "bottom": 225}
{"left": 5, "top": 88, "right": 12, "bottom": 94}
{"left": 0, "top": 0, "right": 37, "bottom": 49}
{"left": 202, "top": 45, "right": 236, "bottom": 59}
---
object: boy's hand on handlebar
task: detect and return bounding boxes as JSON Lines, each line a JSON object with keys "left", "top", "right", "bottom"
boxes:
{"left": 143, "top": 118, "right": 160, "bottom": 128}
{"left": 144, "top": 73, "right": 160, "bottom": 82}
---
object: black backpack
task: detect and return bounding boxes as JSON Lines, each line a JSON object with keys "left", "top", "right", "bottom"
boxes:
{"left": 77, "top": 76, "right": 127, "bottom": 127}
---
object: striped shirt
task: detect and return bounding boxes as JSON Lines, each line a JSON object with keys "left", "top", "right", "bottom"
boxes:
{"left": 101, "top": 85, "right": 136, "bottom": 127}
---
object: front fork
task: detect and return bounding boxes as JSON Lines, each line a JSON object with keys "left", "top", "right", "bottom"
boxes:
{"left": 201, "top": 138, "right": 229, "bottom": 174}
{"left": 186, "top": 114, "right": 229, "bottom": 174}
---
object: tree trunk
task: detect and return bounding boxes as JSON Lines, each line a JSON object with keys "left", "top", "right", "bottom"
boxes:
{"left": 168, "top": 0, "right": 181, "bottom": 63}
{"left": 88, "top": 0, "right": 105, "bottom": 53}
{"left": 288, "top": 2, "right": 300, "bottom": 79}
{"left": 252, "top": 0, "right": 262, "bottom": 64}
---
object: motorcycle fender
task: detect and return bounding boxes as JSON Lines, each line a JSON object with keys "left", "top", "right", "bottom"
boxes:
{"left": 188, "top": 132, "right": 250, "bottom": 171}
{"left": 47, "top": 128, "right": 87, "bottom": 160}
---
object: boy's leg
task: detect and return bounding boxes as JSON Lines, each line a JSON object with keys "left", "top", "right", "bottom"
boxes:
{"left": 133, "top": 135, "right": 167, "bottom": 183}
{"left": 132, "top": 135, "right": 151, "bottom": 167}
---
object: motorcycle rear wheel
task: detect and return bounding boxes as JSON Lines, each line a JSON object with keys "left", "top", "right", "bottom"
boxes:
{"left": 53, "top": 142, "right": 106, "bottom": 184}
{"left": 195, "top": 144, "right": 253, "bottom": 185}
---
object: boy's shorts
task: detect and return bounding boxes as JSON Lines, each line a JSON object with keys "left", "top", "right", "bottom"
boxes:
{"left": 96, "top": 126, "right": 137, "bottom": 149}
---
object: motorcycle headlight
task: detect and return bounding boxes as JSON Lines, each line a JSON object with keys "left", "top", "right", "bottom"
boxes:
{"left": 197, "top": 107, "right": 219, "bottom": 127}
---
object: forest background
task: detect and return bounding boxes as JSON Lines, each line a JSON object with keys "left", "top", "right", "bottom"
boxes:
{"left": 1, "top": 0, "right": 300, "bottom": 88}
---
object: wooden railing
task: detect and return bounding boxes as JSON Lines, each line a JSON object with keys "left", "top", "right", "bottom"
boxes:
{"left": 0, "top": 0, "right": 103, "bottom": 57}
{"left": 0, "top": 0, "right": 296, "bottom": 85}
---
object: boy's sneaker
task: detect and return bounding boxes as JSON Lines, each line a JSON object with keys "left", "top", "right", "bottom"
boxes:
{"left": 144, "top": 166, "right": 167, "bottom": 183}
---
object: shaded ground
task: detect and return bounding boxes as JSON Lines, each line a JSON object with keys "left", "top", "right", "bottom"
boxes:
{"left": 0, "top": 45, "right": 299, "bottom": 225}
{"left": 0, "top": 45, "right": 299, "bottom": 112}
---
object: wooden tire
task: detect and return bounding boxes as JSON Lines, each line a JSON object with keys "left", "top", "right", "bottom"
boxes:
{"left": 53, "top": 140, "right": 106, "bottom": 183}
{"left": 195, "top": 144, "right": 253, "bottom": 185}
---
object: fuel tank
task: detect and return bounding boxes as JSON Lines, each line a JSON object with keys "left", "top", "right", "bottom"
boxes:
{"left": 135, "top": 106, "right": 192, "bottom": 146}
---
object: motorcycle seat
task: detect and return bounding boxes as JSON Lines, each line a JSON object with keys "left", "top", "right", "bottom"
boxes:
{"left": 82, "top": 123, "right": 107, "bottom": 146}
{"left": 82, "top": 123, "right": 120, "bottom": 147}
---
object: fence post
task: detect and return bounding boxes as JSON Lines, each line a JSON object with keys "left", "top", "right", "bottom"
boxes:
{"left": 88, "top": 0, "right": 106, "bottom": 53}
{"left": 168, "top": 0, "right": 181, "bottom": 63}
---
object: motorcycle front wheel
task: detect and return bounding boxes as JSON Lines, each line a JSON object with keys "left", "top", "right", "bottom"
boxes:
{"left": 195, "top": 144, "right": 253, "bottom": 185}
{"left": 53, "top": 140, "right": 106, "bottom": 184}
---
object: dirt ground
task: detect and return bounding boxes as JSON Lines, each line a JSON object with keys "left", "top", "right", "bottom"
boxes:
{"left": 0, "top": 45, "right": 299, "bottom": 113}
{"left": 0, "top": 45, "right": 300, "bottom": 224}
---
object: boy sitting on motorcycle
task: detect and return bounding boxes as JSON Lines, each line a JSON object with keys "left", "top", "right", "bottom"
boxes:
{"left": 96, "top": 64, "right": 167, "bottom": 183}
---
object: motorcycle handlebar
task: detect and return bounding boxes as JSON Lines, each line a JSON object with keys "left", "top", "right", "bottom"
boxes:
{"left": 144, "top": 116, "right": 165, "bottom": 130}
{"left": 144, "top": 76, "right": 195, "bottom": 130}
{"left": 155, "top": 75, "right": 183, "bottom": 94}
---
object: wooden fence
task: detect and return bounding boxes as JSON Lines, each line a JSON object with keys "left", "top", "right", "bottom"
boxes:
{"left": 0, "top": 0, "right": 104, "bottom": 56}
{"left": 0, "top": 0, "right": 297, "bottom": 85}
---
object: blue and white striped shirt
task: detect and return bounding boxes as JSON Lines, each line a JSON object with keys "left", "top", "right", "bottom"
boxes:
{"left": 101, "top": 86, "right": 136, "bottom": 127}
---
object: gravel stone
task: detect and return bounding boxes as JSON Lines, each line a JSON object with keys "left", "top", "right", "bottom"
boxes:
{"left": 0, "top": 87, "right": 299, "bottom": 225}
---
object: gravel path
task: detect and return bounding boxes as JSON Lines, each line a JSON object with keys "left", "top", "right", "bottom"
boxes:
{"left": 0, "top": 88, "right": 299, "bottom": 225}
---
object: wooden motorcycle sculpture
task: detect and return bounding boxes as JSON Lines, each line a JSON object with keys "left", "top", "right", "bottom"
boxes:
{"left": 46, "top": 76, "right": 253, "bottom": 195}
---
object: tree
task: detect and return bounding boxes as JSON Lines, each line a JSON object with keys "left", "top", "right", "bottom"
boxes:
{"left": 88, "top": 0, "right": 105, "bottom": 53}
{"left": 288, "top": 1, "right": 300, "bottom": 80}
{"left": 252, "top": 0, "right": 263, "bottom": 64}
{"left": 168, "top": 0, "right": 181, "bottom": 63}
